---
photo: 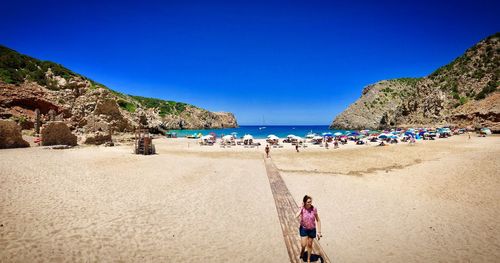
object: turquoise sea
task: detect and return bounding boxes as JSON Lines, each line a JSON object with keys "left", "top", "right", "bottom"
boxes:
{"left": 169, "top": 125, "right": 348, "bottom": 139}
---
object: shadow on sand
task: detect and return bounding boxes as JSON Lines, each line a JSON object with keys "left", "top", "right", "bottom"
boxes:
{"left": 301, "top": 252, "right": 324, "bottom": 262}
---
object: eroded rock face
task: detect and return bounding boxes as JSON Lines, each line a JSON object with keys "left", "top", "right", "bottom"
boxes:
{"left": 41, "top": 122, "right": 77, "bottom": 146}
{"left": 1, "top": 79, "right": 238, "bottom": 135}
{"left": 160, "top": 108, "right": 238, "bottom": 130}
{"left": 0, "top": 120, "right": 30, "bottom": 149}
{"left": 451, "top": 92, "right": 500, "bottom": 131}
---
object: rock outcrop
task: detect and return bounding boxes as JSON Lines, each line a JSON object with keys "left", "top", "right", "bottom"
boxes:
{"left": 81, "top": 132, "right": 112, "bottom": 145}
{"left": 451, "top": 92, "right": 500, "bottom": 131}
{"left": 331, "top": 33, "right": 499, "bottom": 132}
{"left": 41, "top": 122, "right": 77, "bottom": 146}
{"left": 0, "top": 120, "right": 30, "bottom": 148}
{"left": 0, "top": 45, "right": 238, "bottom": 138}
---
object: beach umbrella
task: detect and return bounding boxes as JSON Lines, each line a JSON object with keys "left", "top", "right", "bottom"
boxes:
{"left": 404, "top": 131, "right": 415, "bottom": 136}
{"left": 378, "top": 134, "right": 389, "bottom": 139}
{"left": 390, "top": 135, "right": 398, "bottom": 139}
{"left": 243, "top": 134, "right": 253, "bottom": 140}
{"left": 267, "top": 135, "right": 279, "bottom": 140}
{"left": 201, "top": 135, "right": 213, "bottom": 140}
{"left": 222, "top": 135, "right": 233, "bottom": 141}
{"left": 322, "top": 132, "right": 333, "bottom": 136}
{"left": 306, "top": 134, "right": 315, "bottom": 139}
{"left": 313, "top": 135, "right": 323, "bottom": 140}
{"left": 348, "top": 131, "right": 360, "bottom": 136}
{"left": 333, "top": 132, "right": 343, "bottom": 136}
{"left": 287, "top": 134, "right": 296, "bottom": 138}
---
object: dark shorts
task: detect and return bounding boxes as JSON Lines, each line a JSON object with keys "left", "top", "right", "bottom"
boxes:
{"left": 299, "top": 226, "right": 316, "bottom": 238}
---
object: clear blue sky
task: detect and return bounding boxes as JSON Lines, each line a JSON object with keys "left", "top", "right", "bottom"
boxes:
{"left": 1, "top": 0, "right": 499, "bottom": 125}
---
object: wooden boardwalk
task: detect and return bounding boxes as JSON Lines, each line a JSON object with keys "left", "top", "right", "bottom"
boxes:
{"left": 263, "top": 157, "right": 331, "bottom": 263}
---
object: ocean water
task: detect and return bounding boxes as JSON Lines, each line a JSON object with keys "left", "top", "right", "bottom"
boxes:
{"left": 169, "top": 125, "right": 348, "bottom": 139}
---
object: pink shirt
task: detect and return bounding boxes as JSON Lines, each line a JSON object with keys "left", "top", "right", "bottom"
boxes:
{"left": 300, "top": 206, "right": 318, "bottom": 229}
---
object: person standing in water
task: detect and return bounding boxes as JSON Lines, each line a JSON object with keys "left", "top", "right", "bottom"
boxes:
{"left": 296, "top": 195, "right": 322, "bottom": 262}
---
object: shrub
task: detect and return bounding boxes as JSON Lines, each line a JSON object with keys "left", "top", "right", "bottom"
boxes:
{"left": 475, "top": 79, "right": 498, "bottom": 100}
{"left": 381, "top": 87, "right": 394, "bottom": 93}
{"left": 10, "top": 115, "right": 27, "bottom": 124}
{"left": 117, "top": 100, "right": 136, "bottom": 113}
{"left": 394, "top": 78, "right": 421, "bottom": 87}
{"left": 473, "top": 70, "right": 485, "bottom": 79}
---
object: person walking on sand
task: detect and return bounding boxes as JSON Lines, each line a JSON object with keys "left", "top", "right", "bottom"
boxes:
{"left": 265, "top": 144, "right": 270, "bottom": 158}
{"left": 295, "top": 143, "right": 300, "bottom": 152}
{"left": 296, "top": 195, "right": 322, "bottom": 263}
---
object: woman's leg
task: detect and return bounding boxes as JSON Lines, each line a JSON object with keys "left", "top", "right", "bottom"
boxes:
{"left": 307, "top": 237, "right": 313, "bottom": 262}
{"left": 300, "top": 236, "right": 308, "bottom": 259}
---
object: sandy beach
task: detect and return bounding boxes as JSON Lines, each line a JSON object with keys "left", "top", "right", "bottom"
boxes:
{"left": 1, "top": 135, "right": 499, "bottom": 262}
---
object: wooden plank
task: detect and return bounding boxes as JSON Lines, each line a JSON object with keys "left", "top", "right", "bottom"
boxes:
{"left": 263, "top": 158, "right": 331, "bottom": 263}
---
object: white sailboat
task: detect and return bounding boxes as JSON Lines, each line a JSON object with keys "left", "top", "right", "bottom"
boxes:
{"left": 259, "top": 115, "right": 266, "bottom": 130}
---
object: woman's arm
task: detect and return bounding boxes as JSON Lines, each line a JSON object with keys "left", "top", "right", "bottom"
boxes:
{"left": 295, "top": 207, "right": 302, "bottom": 219}
{"left": 315, "top": 212, "right": 322, "bottom": 238}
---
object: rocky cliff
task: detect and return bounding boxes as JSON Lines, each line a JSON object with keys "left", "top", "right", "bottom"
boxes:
{"left": 331, "top": 33, "right": 499, "bottom": 132}
{"left": 0, "top": 46, "right": 238, "bottom": 135}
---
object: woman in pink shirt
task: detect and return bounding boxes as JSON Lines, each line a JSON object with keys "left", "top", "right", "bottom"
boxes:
{"left": 296, "top": 195, "right": 322, "bottom": 262}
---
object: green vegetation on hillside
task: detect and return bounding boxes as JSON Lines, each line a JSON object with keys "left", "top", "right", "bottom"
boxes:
{"left": 0, "top": 45, "right": 122, "bottom": 94}
{"left": 380, "top": 87, "right": 394, "bottom": 93}
{"left": 129, "top": 95, "right": 194, "bottom": 116}
{"left": 0, "top": 45, "right": 77, "bottom": 86}
{"left": 393, "top": 77, "right": 421, "bottom": 87}
{"left": 475, "top": 78, "right": 498, "bottom": 100}
{"left": 117, "top": 99, "right": 137, "bottom": 113}
{"left": 427, "top": 33, "right": 499, "bottom": 103}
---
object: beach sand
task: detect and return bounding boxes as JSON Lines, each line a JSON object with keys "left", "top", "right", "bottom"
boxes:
{"left": 1, "top": 135, "right": 499, "bottom": 262}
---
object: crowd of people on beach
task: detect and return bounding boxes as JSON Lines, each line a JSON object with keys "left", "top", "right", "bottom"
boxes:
{"left": 189, "top": 126, "right": 487, "bottom": 152}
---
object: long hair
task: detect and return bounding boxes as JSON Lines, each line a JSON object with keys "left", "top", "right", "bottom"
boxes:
{"left": 302, "top": 195, "right": 314, "bottom": 209}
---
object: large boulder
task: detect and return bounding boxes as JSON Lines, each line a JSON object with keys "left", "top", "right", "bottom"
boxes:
{"left": 0, "top": 120, "right": 30, "bottom": 149}
{"left": 41, "top": 121, "right": 77, "bottom": 146}
{"left": 81, "top": 132, "right": 112, "bottom": 145}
